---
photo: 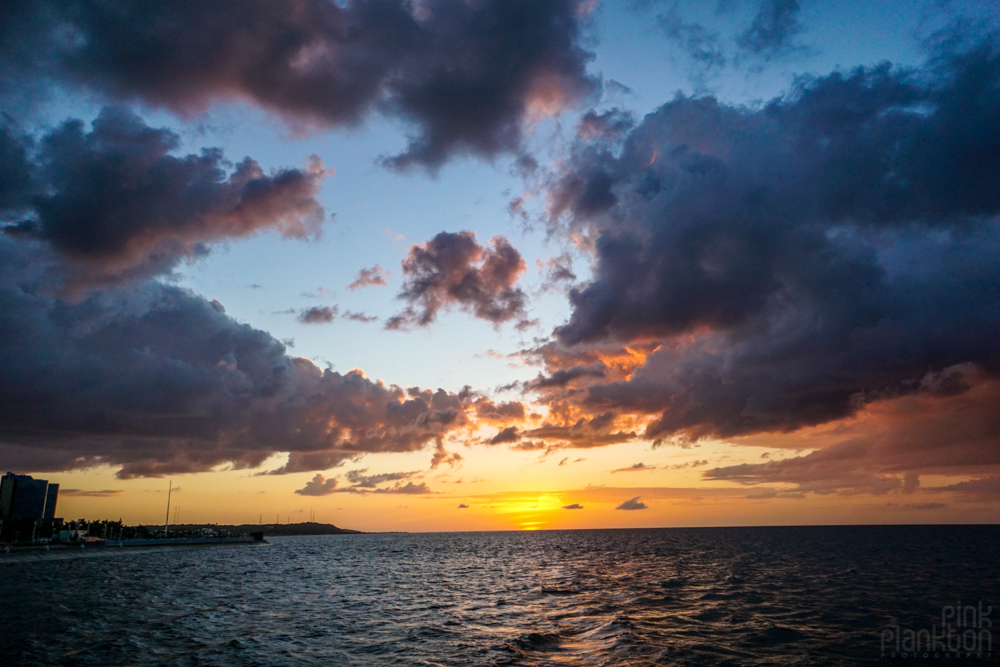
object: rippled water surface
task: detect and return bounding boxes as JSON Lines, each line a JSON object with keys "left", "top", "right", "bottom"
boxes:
{"left": 2, "top": 526, "right": 997, "bottom": 665}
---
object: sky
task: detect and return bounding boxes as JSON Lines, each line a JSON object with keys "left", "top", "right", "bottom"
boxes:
{"left": 1, "top": 0, "right": 998, "bottom": 532}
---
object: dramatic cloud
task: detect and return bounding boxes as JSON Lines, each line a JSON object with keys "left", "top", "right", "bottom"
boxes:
{"left": 59, "top": 489, "right": 124, "bottom": 498}
{"left": 562, "top": 503, "right": 584, "bottom": 509}
{"left": 0, "top": 125, "right": 32, "bottom": 212}
{"left": 0, "top": 237, "right": 485, "bottom": 478}
{"left": 537, "top": 34, "right": 1000, "bottom": 458}
{"left": 296, "top": 473, "right": 340, "bottom": 496}
{"left": 387, "top": 231, "right": 529, "bottom": 329}
{"left": 348, "top": 265, "right": 390, "bottom": 290}
{"left": 518, "top": 416, "right": 639, "bottom": 450}
{"left": 1, "top": 0, "right": 597, "bottom": 170}
{"left": 299, "top": 306, "right": 339, "bottom": 324}
{"left": 615, "top": 496, "right": 648, "bottom": 510}
{"left": 1, "top": 107, "right": 327, "bottom": 288}
{"left": 528, "top": 363, "right": 605, "bottom": 390}
{"left": 703, "top": 371, "right": 1000, "bottom": 495}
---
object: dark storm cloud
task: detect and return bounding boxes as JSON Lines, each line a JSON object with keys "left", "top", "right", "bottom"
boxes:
{"left": 376, "top": 0, "right": 598, "bottom": 170}
{"left": 299, "top": 306, "right": 339, "bottom": 324}
{"left": 0, "top": 238, "right": 480, "bottom": 478}
{"left": 1, "top": 108, "right": 327, "bottom": 288}
{"left": 387, "top": 231, "right": 529, "bottom": 329}
{"left": 517, "top": 340, "right": 657, "bottom": 386}
{"left": 1, "top": 0, "right": 597, "bottom": 170}
{"left": 0, "top": 124, "right": 33, "bottom": 214}
{"left": 348, "top": 264, "right": 390, "bottom": 290}
{"left": 521, "top": 420, "right": 638, "bottom": 448}
{"left": 528, "top": 363, "right": 606, "bottom": 389}
{"left": 269, "top": 451, "right": 360, "bottom": 475}
{"left": 489, "top": 404, "right": 629, "bottom": 449}
{"left": 542, "top": 35, "right": 1000, "bottom": 445}
{"left": 735, "top": 0, "right": 804, "bottom": 58}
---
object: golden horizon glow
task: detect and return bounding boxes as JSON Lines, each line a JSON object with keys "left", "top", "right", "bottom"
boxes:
{"left": 32, "top": 438, "right": 999, "bottom": 533}
{"left": 21, "top": 384, "right": 1000, "bottom": 534}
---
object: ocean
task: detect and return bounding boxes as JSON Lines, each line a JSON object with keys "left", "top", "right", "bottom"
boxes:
{"left": 1, "top": 526, "right": 996, "bottom": 665}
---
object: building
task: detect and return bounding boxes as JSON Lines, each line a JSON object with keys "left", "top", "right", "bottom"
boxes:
{"left": 45, "top": 483, "right": 59, "bottom": 520}
{"left": 0, "top": 472, "right": 58, "bottom": 522}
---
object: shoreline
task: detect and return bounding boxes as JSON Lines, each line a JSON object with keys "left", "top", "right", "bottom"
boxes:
{"left": 0, "top": 538, "right": 270, "bottom": 564}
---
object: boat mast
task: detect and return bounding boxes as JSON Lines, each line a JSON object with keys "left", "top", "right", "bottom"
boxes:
{"left": 164, "top": 480, "right": 172, "bottom": 538}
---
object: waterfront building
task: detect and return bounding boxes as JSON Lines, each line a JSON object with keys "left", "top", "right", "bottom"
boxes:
{"left": 0, "top": 472, "right": 59, "bottom": 521}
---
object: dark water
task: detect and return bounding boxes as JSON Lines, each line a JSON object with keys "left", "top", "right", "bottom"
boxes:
{"left": 1, "top": 526, "right": 997, "bottom": 666}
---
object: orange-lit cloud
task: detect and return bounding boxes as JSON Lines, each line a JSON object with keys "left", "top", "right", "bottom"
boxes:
{"left": 704, "top": 372, "right": 1000, "bottom": 495}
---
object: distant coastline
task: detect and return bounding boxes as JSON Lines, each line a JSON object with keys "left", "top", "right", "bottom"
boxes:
{"left": 0, "top": 522, "right": 366, "bottom": 564}
{"left": 154, "top": 521, "right": 364, "bottom": 537}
